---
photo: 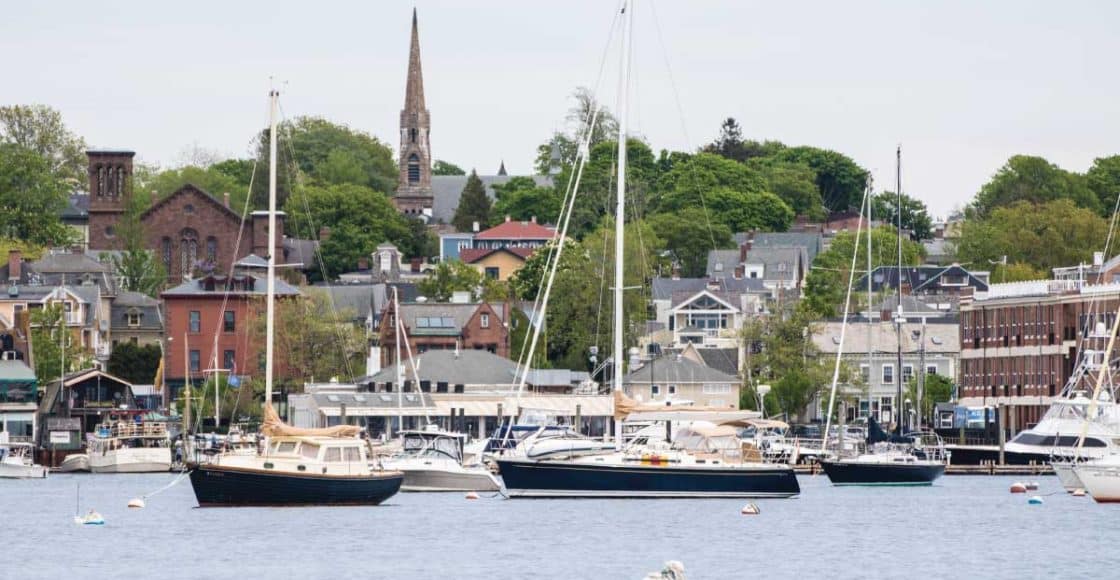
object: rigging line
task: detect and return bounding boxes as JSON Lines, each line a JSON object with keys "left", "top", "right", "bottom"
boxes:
{"left": 1069, "top": 187, "right": 1120, "bottom": 380}
{"left": 820, "top": 179, "right": 871, "bottom": 455}
{"left": 647, "top": 0, "right": 719, "bottom": 255}
{"left": 276, "top": 103, "right": 356, "bottom": 382}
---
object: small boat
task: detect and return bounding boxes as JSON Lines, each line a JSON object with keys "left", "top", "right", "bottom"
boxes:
{"left": 56, "top": 453, "right": 90, "bottom": 473}
{"left": 88, "top": 412, "right": 172, "bottom": 473}
{"left": 0, "top": 439, "right": 47, "bottom": 479}
{"left": 819, "top": 419, "right": 947, "bottom": 486}
{"left": 382, "top": 428, "right": 500, "bottom": 492}
{"left": 74, "top": 510, "right": 105, "bottom": 526}
{"left": 1072, "top": 455, "right": 1120, "bottom": 502}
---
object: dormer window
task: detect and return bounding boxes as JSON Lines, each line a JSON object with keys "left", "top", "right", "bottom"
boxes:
{"left": 127, "top": 312, "right": 141, "bottom": 328}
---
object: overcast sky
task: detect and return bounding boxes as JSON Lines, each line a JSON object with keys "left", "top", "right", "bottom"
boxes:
{"left": 4, "top": 0, "right": 1118, "bottom": 217}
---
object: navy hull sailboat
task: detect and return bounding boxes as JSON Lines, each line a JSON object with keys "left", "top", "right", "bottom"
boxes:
{"left": 818, "top": 418, "right": 945, "bottom": 486}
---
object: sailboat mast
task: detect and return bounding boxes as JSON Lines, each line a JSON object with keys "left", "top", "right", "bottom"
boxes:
{"left": 867, "top": 178, "right": 873, "bottom": 424}
{"left": 895, "top": 146, "right": 904, "bottom": 435}
{"left": 265, "top": 89, "right": 279, "bottom": 413}
{"left": 612, "top": 0, "right": 632, "bottom": 449}
{"left": 394, "top": 286, "right": 403, "bottom": 437}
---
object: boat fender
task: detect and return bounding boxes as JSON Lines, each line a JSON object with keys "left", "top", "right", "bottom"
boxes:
{"left": 1072, "top": 488, "right": 1087, "bottom": 497}
{"left": 465, "top": 491, "right": 480, "bottom": 500}
{"left": 1027, "top": 496, "right": 1044, "bottom": 505}
{"left": 127, "top": 498, "right": 145, "bottom": 509}
{"left": 740, "top": 503, "right": 760, "bottom": 515}
{"left": 1009, "top": 482, "right": 1027, "bottom": 494}
{"left": 1025, "top": 481, "right": 1039, "bottom": 491}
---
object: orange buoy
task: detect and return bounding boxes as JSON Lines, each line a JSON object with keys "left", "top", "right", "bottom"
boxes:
{"left": 1010, "top": 482, "right": 1027, "bottom": 494}
{"left": 465, "top": 491, "right": 480, "bottom": 500}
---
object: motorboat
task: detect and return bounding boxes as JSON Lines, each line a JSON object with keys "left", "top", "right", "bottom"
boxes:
{"left": 87, "top": 412, "right": 172, "bottom": 473}
{"left": 0, "top": 438, "right": 47, "bottom": 478}
{"left": 1072, "top": 455, "right": 1120, "bottom": 503}
{"left": 819, "top": 419, "right": 947, "bottom": 486}
{"left": 382, "top": 428, "right": 500, "bottom": 492}
{"left": 56, "top": 453, "right": 90, "bottom": 473}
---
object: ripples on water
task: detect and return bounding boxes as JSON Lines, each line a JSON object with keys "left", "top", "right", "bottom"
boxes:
{"left": 3, "top": 474, "right": 1119, "bottom": 579}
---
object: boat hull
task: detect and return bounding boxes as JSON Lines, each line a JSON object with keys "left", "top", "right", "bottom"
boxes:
{"left": 1052, "top": 462, "right": 1085, "bottom": 492}
{"left": 943, "top": 444, "right": 1092, "bottom": 466}
{"left": 820, "top": 459, "right": 944, "bottom": 486}
{"left": 397, "top": 467, "right": 501, "bottom": 492}
{"left": 0, "top": 463, "right": 47, "bottom": 479}
{"left": 89, "top": 448, "right": 172, "bottom": 473}
{"left": 496, "top": 459, "right": 800, "bottom": 498}
{"left": 56, "top": 454, "right": 90, "bottom": 473}
{"left": 1072, "top": 463, "right": 1120, "bottom": 503}
{"left": 188, "top": 463, "right": 404, "bottom": 507}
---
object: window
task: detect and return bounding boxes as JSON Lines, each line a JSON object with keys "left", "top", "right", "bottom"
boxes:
{"left": 703, "top": 384, "right": 732, "bottom": 394}
{"left": 189, "top": 350, "right": 201, "bottom": 372}
{"left": 882, "top": 364, "right": 894, "bottom": 384}
{"left": 180, "top": 228, "right": 199, "bottom": 276}
{"left": 223, "top": 310, "right": 235, "bottom": 332}
{"left": 407, "top": 154, "right": 421, "bottom": 184}
{"left": 480, "top": 314, "right": 490, "bottom": 328}
{"left": 409, "top": 127, "right": 418, "bottom": 144}
{"left": 859, "top": 364, "right": 870, "bottom": 383}
{"left": 325, "top": 448, "right": 342, "bottom": 462}
{"left": 127, "top": 312, "right": 141, "bottom": 328}
{"left": 300, "top": 443, "right": 320, "bottom": 460}
{"left": 189, "top": 311, "right": 201, "bottom": 333}
{"left": 484, "top": 267, "right": 500, "bottom": 279}
{"left": 206, "top": 237, "right": 217, "bottom": 263}
{"left": 344, "top": 447, "right": 360, "bottom": 462}
{"left": 902, "top": 365, "right": 914, "bottom": 385}
{"left": 668, "top": 385, "right": 677, "bottom": 395}
{"left": 651, "top": 385, "right": 660, "bottom": 396}
{"left": 161, "top": 237, "right": 172, "bottom": 272}
{"left": 223, "top": 350, "right": 235, "bottom": 371}
{"left": 277, "top": 441, "right": 297, "bottom": 454}
{"left": 926, "top": 365, "right": 938, "bottom": 375}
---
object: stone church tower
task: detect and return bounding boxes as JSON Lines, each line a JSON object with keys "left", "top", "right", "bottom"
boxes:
{"left": 87, "top": 149, "right": 135, "bottom": 250}
{"left": 393, "top": 9, "right": 434, "bottom": 217}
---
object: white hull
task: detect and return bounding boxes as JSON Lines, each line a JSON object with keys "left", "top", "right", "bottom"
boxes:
{"left": 1052, "top": 462, "right": 1084, "bottom": 492}
{"left": 89, "top": 448, "right": 171, "bottom": 473}
{"left": 0, "top": 463, "right": 47, "bottom": 479}
{"left": 504, "top": 489, "right": 796, "bottom": 498}
{"left": 1073, "top": 461, "right": 1120, "bottom": 503}
{"left": 383, "top": 457, "right": 501, "bottom": 492}
{"left": 56, "top": 454, "right": 90, "bottom": 473}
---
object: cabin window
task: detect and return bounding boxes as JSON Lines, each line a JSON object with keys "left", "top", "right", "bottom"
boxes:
{"left": 277, "top": 441, "right": 297, "bottom": 454}
{"left": 344, "top": 447, "right": 361, "bottom": 462}
{"left": 300, "top": 443, "right": 320, "bottom": 459}
{"left": 325, "top": 447, "right": 342, "bottom": 462}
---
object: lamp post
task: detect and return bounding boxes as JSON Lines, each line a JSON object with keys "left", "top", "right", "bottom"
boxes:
{"left": 757, "top": 384, "right": 771, "bottom": 417}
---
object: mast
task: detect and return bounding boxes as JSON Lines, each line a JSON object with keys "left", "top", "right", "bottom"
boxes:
{"left": 612, "top": 0, "right": 633, "bottom": 450}
{"left": 867, "top": 178, "right": 873, "bottom": 426}
{"left": 183, "top": 333, "right": 191, "bottom": 454}
{"left": 894, "top": 146, "right": 904, "bottom": 435}
{"left": 393, "top": 286, "right": 403, "bottom": 438}
{"left": 265, "top": 88, "right": 279, "bottom": 415}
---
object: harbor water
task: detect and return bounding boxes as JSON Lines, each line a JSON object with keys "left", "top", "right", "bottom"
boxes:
{"left": 4, "top": 473, "right": 1118, "bottom": 579}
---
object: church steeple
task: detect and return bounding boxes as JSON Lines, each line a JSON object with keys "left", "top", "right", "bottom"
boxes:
{"left": 394, "top": 7, "right": 433, "bottom": 217}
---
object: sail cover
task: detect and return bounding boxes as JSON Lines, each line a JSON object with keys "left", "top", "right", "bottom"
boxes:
{"left": 261, "top": 404, "right": 362, "bottom": 438}
{"left": 612, "top": 390, "right": 757, "bottom": 422}
{"left": 866, "top": 416, "right": 912, "bottom": 444}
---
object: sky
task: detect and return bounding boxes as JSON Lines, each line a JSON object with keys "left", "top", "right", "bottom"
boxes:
{"left": 4, "top": 0, "right": 1119, "bottom": 218}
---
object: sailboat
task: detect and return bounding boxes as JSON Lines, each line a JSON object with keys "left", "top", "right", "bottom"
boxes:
{"left": 818, "top": 147, "right": 947, "bottom": 486}
{"left": 495, "top": 0, "right": 799, "bottom": 498}
{"left": 1068, "top": 296, "right": 1120, "bottom": 501}
{"left": 186, "top": 89, "right": 403, "bottom": 507}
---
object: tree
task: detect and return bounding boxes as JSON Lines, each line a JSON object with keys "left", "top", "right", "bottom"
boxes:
{"left": 0, "top": 143, "right": 74, "bottom": 245}
{"left": 492, "top": 177, "right": 562, "bottom": 225}
{"left": 104, "top": 189, "right": 166, "bottom": 296}
{"left": 659, "top": 187, "right": 794, "bottom": 233}
{"left": 107, "top": 343, "right": 162, "bottom": 385}
{"left": 210, "top": 158, "right": 257, "bottom": 192}
{"left": 703, "top": 118, "right": 750, "bottom": 163}
{"left": 801, "top": 226, "right": 925, "bottom": 318}
{"left": 740, "top": 308, "right": 831, "bottom": 421}
{"left": 956, "top": 199, "right": 1108, "bottom": 274}
{"left": 773, "top": 146, "right": 868, "bottom": 212}
{"left": 283, "top": 183, "right": 411, "bottom": 278}
{"left": 971, "top": 155, "right": 1098, "bottom": 217}
{"left": 137, "top": 165, "right": 247, "bottom": 211}
{"left": 261, "top": 289, "right": 367, "bottom": 381}
{"left": 534, "top": 87, "right": 620, "bottom": 174}
{"left": 0, "top": 105, "right": 87, "bottom": 186}
{"left": 748, "top": 159, "right": 826, "bottom": 220}
{"left": 451, "top": 171, "right": 492, "bottom": 232}
{"left": 872, "top": 191, "right": 934, "bottom": 241}
{"left": 29, "top": 304, "right": 87, "bottom": 384}
{"left": 1086, "top": 155, "right": 1120, "bottom": 214}
{"left": 906, "top": 373, "right": 954, "bottom": 425}
{"left": 648, "top": 208, "right": 734, "bottom": 277}
{"left": 432, "top": 160, "right": 466, "bottom": 175}
{"left": 991, "top": 262, "right": 1047, "bottom": 283}
{"left": 418, "top": 261, "right": 483, "bottom": 302}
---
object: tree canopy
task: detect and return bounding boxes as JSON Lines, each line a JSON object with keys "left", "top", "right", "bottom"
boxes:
{"left": 955, "top": 199, "right": 1108, "bottom": 274}
{"left": 872, "top": 191, "right": 934, "bottom": 241}
{"left": 418, "top": 260, "right": 483, "bottom": 302}
{"left": 971, "top": 155, "right": 1098, "bottom": 217}
{"left": 0, "top": 143, "right": 74, "bottom": 245}
{"left": 0, "top": 104, "right": 87, "bottom": 186}
{"left": 492, "top": 177, "right": 562, "bottom": 226}
{"left": 432, "top": 160, "right": 466, "bottom": 176}
{"left": 451, "top": 171, "right": 492, "bottom": 232}
{"left": 801, "top": 226, "right": 925, "bottom": 318}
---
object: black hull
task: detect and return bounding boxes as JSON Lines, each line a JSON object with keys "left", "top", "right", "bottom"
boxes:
{"left": 496, "top": 459, "right": 800, "bottom": 498}
{"left": 188, "top": 464, "right": 403, "bottom": 507}
{"left": 943, "top": 445, "right": 1053, "bottom": 466}
{"left": 820, "top": 460, "right": 945, "bottom": 486}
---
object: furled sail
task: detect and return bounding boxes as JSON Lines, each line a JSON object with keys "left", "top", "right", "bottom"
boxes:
{"left": 261, "top": 404, "right": 362, "bottom": 438}
{"left": 612, "top": 390, "right": 744, "bottom": 421}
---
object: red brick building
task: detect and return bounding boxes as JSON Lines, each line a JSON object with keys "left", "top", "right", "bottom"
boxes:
{"left": 161, "top": 273, "right": 299, "bottom": 397}
{"left": 378, "top": 300, "right": 509, "bottom": 369}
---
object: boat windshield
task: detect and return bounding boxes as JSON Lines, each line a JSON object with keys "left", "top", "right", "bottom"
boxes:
{"left": 403, "top": 435, "right": 461, "bottom": 460}
{"left": 673, "top": 430, "right": 740, "bottom": 453}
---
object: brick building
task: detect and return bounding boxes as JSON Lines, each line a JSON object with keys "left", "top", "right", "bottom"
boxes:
{"left": 378, "top": 300, "right": 509, "bottom": 369}
{"left": 958, "top": 279, "right": 1119, "bottom": 430}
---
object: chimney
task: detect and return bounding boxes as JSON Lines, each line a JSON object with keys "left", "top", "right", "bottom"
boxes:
{"left": 7, "top": 250, "right": 21, "bottom": 282}
{"left": 319, "top": 226, "right": 331, "bottom": 241}
{"left": 223, "top": 192, "right": 230, "bottom": 208}
{"left": 734, "top": 265, "right": 745, "bottom": 279}
{"left": 505, "top": 215, "right": 511, "bottom": 223}
{"left": 472, "top": 221, "right": 480, "bottom": 233}
{"left": 530, "top": 216, "right": 537, "bottom": 224}
{"left": 739, "top": 241, "right": 752, "bottom": 262}
{"left": 410, "top": 258, "right": 421, "bottom": 273}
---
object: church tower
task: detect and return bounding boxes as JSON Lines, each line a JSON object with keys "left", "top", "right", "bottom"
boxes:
{"left": 87, "top": 149, "right": 135, "bottom": 250}
{"left": 394, "top": 8, "right": 434, "bottom": 217}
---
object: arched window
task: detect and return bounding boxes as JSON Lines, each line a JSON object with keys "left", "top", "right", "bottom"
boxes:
{"left": 161, "top": 237, "right": 172, "bottom": 273}
{"left": 180, "top": 228, "right": 199, "bottom": 278}
{"left": 96, "top": 166, "right": 105, "bottom": 196}
{"left": 409, "top": 128, "right": 418, "bottom": 143}
{"left": 206, "top": 237, "right": 218, "bottom": 263}
{"left": 407, "top": 154, "right": 420, "bottom": 184}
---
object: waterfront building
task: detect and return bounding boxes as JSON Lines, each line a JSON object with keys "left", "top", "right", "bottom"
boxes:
{"left": 623, "top": 354, "right": 742, "bottom": 408}
{"left": 35, "top": 368, "right": 138, "bottom": 466}
{"left": 0, "top": 358, "right": 37, "bottom": 442}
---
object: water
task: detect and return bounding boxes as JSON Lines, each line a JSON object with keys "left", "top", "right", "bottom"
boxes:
{"left": 2, "top": 473, "right": 1117, "bottom": 579}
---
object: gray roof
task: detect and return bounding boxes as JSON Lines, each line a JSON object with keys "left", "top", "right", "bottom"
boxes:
{"left": 812, "top": 320, "right": 960, "bottom": 355}
{"left": 366, "top": 349, "right": 521, "bottom": 386}
{"left": 62, "top": 193, "right": 89, "bottom": 221}
{"left": 429, "top": 174, "right": 553, "bottom": 225}
{"left": 734, "top": 232, "right": 823, "bottom": 263}
{"left": 743, "top": 247, "right": 805, "bottom": 282}
{"left": 0, "top": 359, "right": 36, "bottom": 382}
{"left": 234, "top": 254, "right": 268, "bottom": 269}
{"left": 31, "top": 252, "right": 110, "bottom": 274}
{"left": 398, "top": 302, "right": 504, "bottom": 334}
{"left": 311, "top": 391, "right": 434, "bottom": 410}
{"left": 651, "top": 277, "right": 766, "bottom": 301}
{"left": 161, "top": 274, "right": 300, "bottom": 297}
{"left": 625, "top": 355, "right": 739, "bottom": 384}
{"left": 706, "top": 249, "right": 740, "bottom": 278}
{"left": 693, "top": 348, "right": 741, "bottom": 378}
{"left": 872, "top": 295, "right": 943, "bottom": 316}
{"left": 110, "top": 291, "right": 163, "bottom": 332}
{"left": 283, "top": 238, "right": 320, "bottom": 270}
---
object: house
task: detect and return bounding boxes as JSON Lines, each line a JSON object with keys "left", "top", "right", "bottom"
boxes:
{"left": 439, "top": 216, "right": 555, "bottom": 263}
{"left": 35, "top": 368, "right": 139, "bottom": 466}
{"left": 706, "top": 242, "right": 808, "bottom": 295}
{"left": 460, "top": 247, "right": 535, "bottom": 281}
{"left": 110, "top": 291, "right": 163, "bottom": 348}
{"left": 811, "top": 319, "right": 959, "bottom": 425}
{"left": 856, "top": 265, "right": 989, "bottom": 299}
{"left": 161, "top": 273, "right": 300, "bottom": 398}
{"left": 378, "top": 299, "right": 509, "bottom": 368}
{"left": 649, "top": 277, "right": 767, "bottom": 349}
{"left": 0, "top": 357, "right": 38, "bottom": 442}
{"left": 733, "top": 231, "right": 824, "bottom": 264}
{"left": 623, "top": 354, "right": 742, "bottom": 408}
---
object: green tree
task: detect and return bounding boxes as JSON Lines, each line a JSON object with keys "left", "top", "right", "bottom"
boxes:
{"left": 648, "top": 208, "right": 734, "bottom": 277}
{"left": 0, "top": 104, "right": 87, "bottom": 186}
{"left": 872, "top": 191, "right": 934, "bottom": 241}
{"left": 956, "top": 199, "right": 1108, "bottom": 274}
{"left": 432, "top": 160, "right": 466, "bottom": 175}
{"left": 659, "top": 187, "right": 794, "bottom": 233}
{"left": 801, "top": 227, "right": 925, "bottom": 317}
{"left": 284, "top": 183, "right": 411, "bottom": 278}
{"left": 534, "top": 87, "right": 620, "bottom": 176}
{"left": 107, "top": 343, "right": 162, "bottom": 385}
{"left": 104, "top": 189, "right": 166, "bottom": 296}
{"left": 1086, "top": 155, "right": 1120, "bottom": 214}
{"left": 702, "top": 117, "right": 751, "bottom": 163}
{"left": 748, "top": 159, "right": 826, "bottom": 220}
{"left": 451, "top": 171, "right": 492, "bottom": 232}
{"left": 991, "top": 262, "right": 1047, "bottom": 283}
{"left": 906, "top": 373, "right": 954, "bottom": 424}
{"left": 418, "top": 260, "right": 483, "bottom": 302}
{"left": 0, "top": 143, "right": 73, "bottom": 245}
{"left": 210, "top": 158, "right": 257, "bottom": 192}
{"left": 137, "top": 165, "right": 246, "bottom": 210}
{"left": 740, "top": 308, "right": 831, "bottom": 421}
{"left": 29, "top": 304, "right": 86, "bottom": 384}
{"left": 492, "top": 177, "right": 562, "bottom": 225}
{"left": 971, "top": 155, "right": 1098, "bottom": 217}
{"left": 261, "top": 289, "right": 367, "bottom": 381}
{"left": 773, "top": 146, "right": 868, "bottom": 212}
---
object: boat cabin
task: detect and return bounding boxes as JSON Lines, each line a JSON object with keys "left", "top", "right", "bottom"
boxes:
{"left": 399, "top": 429, "right": 465, "bottom": 462}
{"left": 266, "top": 436, "right": 369, "bottom": 464}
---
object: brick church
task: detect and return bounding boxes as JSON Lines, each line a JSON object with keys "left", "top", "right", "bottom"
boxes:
{"left": 86, "top": 150, "right": 282, "bottom": 281}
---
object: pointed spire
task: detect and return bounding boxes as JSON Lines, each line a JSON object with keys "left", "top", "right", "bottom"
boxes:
{"left": 405, "top": 7, "right": 426, "bottom": 111}
{"left": 498, "top": 160, "right": 507, "bottom": 176}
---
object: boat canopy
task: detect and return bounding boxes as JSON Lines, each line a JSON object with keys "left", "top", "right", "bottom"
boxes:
{"left": 672, "top": 422, "right": 741, "bottom": 453}
{"left": 261, "top": 404, "right": 361, "bottom": 438}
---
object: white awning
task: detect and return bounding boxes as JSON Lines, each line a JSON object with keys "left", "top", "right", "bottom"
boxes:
{"left": 433, "top": 395, "right": 613, "bottom": 417}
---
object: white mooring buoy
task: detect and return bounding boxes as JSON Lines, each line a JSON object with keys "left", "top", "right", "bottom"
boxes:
{"left": 465, "top": 491, "right": 480, "bottom": 500}
{"left": 127, "top": 498, "right": 146, "bottom": 509}
{"left": 1072, "top": 488, "right": 1087, "bottom": 497}
{"left": 740, "top": 503, "right": 760, "bottom": 515}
